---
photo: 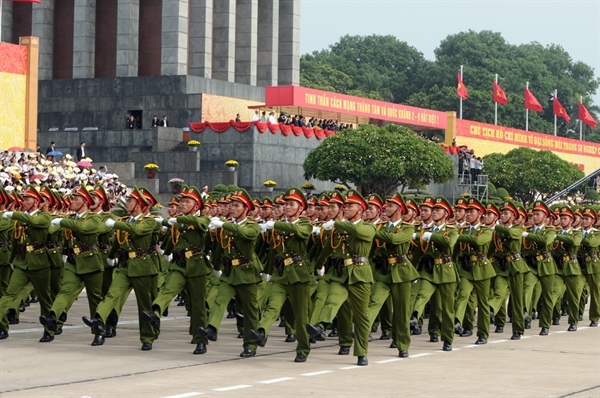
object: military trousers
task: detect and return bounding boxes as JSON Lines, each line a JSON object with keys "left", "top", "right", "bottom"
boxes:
{"left": 585, "top": 273, "right": 600, "bottom": 322}
{"left": 367, "top": 280, "right": 412, "bottom": 352}
{"left": 455, "top": 278, "right": 491, "bottom": 338}
{"left": 538, "top": 274, "right": 556, "bottom": 329}
{"left": 152, "top": 270, "right": 208, "bottom": 345}
{"left": 258, "top": 282, "right": 310, "bottom": 356}
{"left": 96, "top": 269, "right": 158, "bottom": 343}
{"left": 0, "top": 267, "right": 53, "bottom": 333}
{"left": 317, "top": 281, "right": 371, "bottom": 357}
{"left": 310, "top": 278, "right": 330, "bottom": 325}
{"left": 523, "top": 271, "right": 539, "bottom": 315}
{"left": 208, "top": 281, "right": 259, "bottom": 351}
{"left": 461, "top": 291, "right": 477, "bottom": 331}
{"left": 412, "top": 280, "right": 457, "bottom": 344}
{"left": 562, "top": 274, "right": 586, "bottom": 326}
{"left": 51, "top": 269, "right": 103, "bottom": 336}
{"left": 508, "top": 272, "right": 525, "bottom": 334}
{"left": 102, "top": 267, "right": 116, "bottom": 297}
{"left": 489, "top": 275, "right": 510, "bottom": 321}
{"left": 50, "top": 266, "right": 63, "bottom": 301}
{"left": 0, "top": 264, "right": 11, "bottom": 298}
{"left": 551, "top": 274, "right": 567, "bottom": 321}
{"left": 454, "top": 277, "right": 475, "bottom": 328}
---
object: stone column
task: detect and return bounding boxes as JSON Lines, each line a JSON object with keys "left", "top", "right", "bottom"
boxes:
{"left": 277, "top": 0, "right": 300, "bottom": 85}
{"left": 116, "top": 0, "right": 139, "bottom": 77}
{"left": 257, "top": 0, "right": 278, "bottom": 87}
{"left": 212, "top": 0, "right": 235, "bottom": 82}
{"left": 188, "top": 0, "right": 212, "bottom": 78}
{"left": 1, "top": 1, "right": 13, "bottom": 43}
{"left": 161, "top": 0, "right": 188, "bottom": 75}
{"left": 31, "top": 0, "right": 54, "bottom": 80}
{"left": 73, "top": 0, "right": 96, "bottom": 78}
{"left": 234, "top": 0, "right": 257, "bottom": 85}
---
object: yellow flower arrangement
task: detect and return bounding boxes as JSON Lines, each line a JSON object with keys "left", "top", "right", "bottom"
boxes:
{"left": 187, "top": 140, "right": 201, "bottom": 147}
{"left": 225, "top": 160, "right": 239, "bottom": 167}
{"left": 144, "top": 163, "right": 160, "bottom": 171}
{"left": 302, "top": 182, "right": 315, "bottom": 190}
{"left": 263, "top": 180, "right": 278, "bottom": 188}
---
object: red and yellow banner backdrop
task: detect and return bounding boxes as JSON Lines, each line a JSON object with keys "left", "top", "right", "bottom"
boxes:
{"left": 0, "top": 42, "right": 28, "bottom": 149}
{"left": 454, "top": 118, "right": 600, "bottom": 173}
{"left": 264, "top": 86, "right": 447, "bottom": 130}
{"left": 201, "top": 94, "right": 263, "bottom": 122}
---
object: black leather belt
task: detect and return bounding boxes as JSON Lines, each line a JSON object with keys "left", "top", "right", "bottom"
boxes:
{"left": 388, "top": 255, "right": 408, "bottom": 264}
{"left": 344, "top": 256, "right": 369, "bottom": 266}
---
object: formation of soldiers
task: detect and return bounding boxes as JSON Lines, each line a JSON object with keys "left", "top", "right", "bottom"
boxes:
{"left": 0, "top": 183, "right": 599, "bottom": 367}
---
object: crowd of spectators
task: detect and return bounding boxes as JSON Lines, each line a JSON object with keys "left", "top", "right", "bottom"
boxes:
{"left": 251, "top": 110, "right": 353, "bottom": 131}
{"left": 0, "top": 149, "right": 128, "bottom": 205}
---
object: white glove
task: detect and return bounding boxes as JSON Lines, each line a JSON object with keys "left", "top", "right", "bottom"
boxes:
{"left": 522, "top": 232, "right": 529, "bottom": 237}
{"left": 322, "top": 220, "right": 335, "bottom": 230}
{"left": 158, "top": 249, "right": 165, "bottom": 255}
{"left": 167, "top": 218, "right": 178, "bottom": 225}
{"left": 260, "top": 223, "right": 268, "bottom": 234}
{"left": 155, "top": 217, "right": 164, "bottom": 224}
{"left": 490, "top": 225, "right": 496, "bottom": 230}
{"left": 210, "top": 217, "right": 221, "bottom": 223}
{"left": 422, "top": 232, "right": 432, "bottom": 241}
{"left": 312, "top": 226, "right": 321, "bottom": 235}
{"left": 51, "top": 218, "right": 62, "bottom": 226}
{"left": 107, "top": 258, "right": 115, "bottom": 266}
{"left": 263, "top": 273, "right": 271, "bottom": 282}
{"left": 212, "top": 219, "right": 224, "bottom": 228}
{"left": 317, "top": 267, "right": 325, "bottom": 276}
{"left": 2, "top": 211, "right": 13, "bottom": 219}
{"left": 62, "top": 255, "right": 68, "bottom": 263}
{"left": 412, "top": 233, "right": 417, "bottom": 240}
{"left": 105, "top": 219, "right": 116, "bottom": 228}
{"left": 161, "top": 226, "right": 168, "bottom": 232}
{"left": 167, "top": 254, "right": 173, "bottom": 262}
{"left": 265, "top": 221, "right": 275, "bottom": 230}
{"left": 214, "top": 270, "right": 222, "bottom": 278}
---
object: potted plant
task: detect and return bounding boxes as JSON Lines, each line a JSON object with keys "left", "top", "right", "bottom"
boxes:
{"left": 225, "top": 160, "right": 239, "bottom": 171}
{"left": 334, "top": 184, "right": 347, "bottom": 192}
{"left": 144, "top": 163, "right": 160, "bottom": 179}
{"left": 187, "top": 140, "right": 201, "bottom": 152}
{"left": 168, "top": 177, "right": 185, "bottom": 194}
{"left": 302, "top": 182, "right": 315, "bottom": 196}
{"left": 263, "top": 180, "right": 277, "bottom": 192}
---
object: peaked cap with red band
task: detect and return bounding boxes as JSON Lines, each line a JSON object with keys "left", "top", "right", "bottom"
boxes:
{"left": 39, "top": 186, "right": 55, "bottom": 207}
{"left": 467, "top": 197, "right": 485, "bottom": 214}
{"left": 23, "top": 184, "right": 43, "bottom": 203}
{"left": 261, "top": 197, "right": 273, "bottom": 208}
{"left": 329, "top": 191, "right": 345, "bottom": 206}
{"left": 317, "top": 193, "right": 331, "bottom": 206}
{"left": 485, "top": 202, "right": 500, "bottom": 218}
{"left": 128, "top": 186, "right": 149, "bottom": 207}
{"left": 139, "top": 187, "right": 159, "bottom": 208}
{"left": 421, "top": 196, "right": 435, "bottom": 209}
{"left": 367, "top": 193, "right": 384, "bottom": 211}
{"left": 582, "top": 207, "right": 597, "bottom": 221}
{"left": 92, "top": 184, "right": 110, "bottom": 210}
{"left": 387, "top": 192, "right": 407, "bottom": 214}
{"left": 560, "top": 206, "right": 574, "bottom": 219}
{"left": 345, "top": 189, "right": 367, "bottom": 211}
{"left": 405, "top": 198, "right": 420, "bottom": 216}
{"left": 181, "top": 186, "right": 203, "bottom": 209}
{"left": 231, "top": 188, "right": 254, "bottom": 211}
{"left": 501, "top": 200, "right": 519, "bottom": 219}
{"left": 532, "top": 201, "right": 550, "bottom": 217}
{"left": 454, "top": 197, "right": 469, "bottom": 210}
{"left": 73, "top": 185, "right": 95, "bottom": 206}
{"left": 284, "top": 187, "right": 307, "bottom": 210}
{"left": 168, "top": 196, "right": 180, "bottom": 206}
{"left": 433, "top": 196, "right": 453, "bottom": 218}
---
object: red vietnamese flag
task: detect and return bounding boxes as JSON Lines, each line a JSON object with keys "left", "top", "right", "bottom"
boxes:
{"left": 457, "top": 72, "right": 468, "bottom": 99}
{"left": 579, "top": 102, "right": 598, "bottom": 128}
{"left": 524, "top": 87, "right": 543, "bottom": 112}
{"left": 493, "top": 81, "right": 508, "bottom": 105}
{"left": 553, "top": 96, "right": 570, "bottom": 122}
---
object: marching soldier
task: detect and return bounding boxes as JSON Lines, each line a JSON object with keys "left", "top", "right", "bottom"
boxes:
{"left": 0, "top": 185, "right": 53, "bottom": 341}
{"left": 306, "top": 189, "right": 375, "bottom": 366}
{"left": 142, "top": 186, "right": 212, "bottom": 355}
{"left": 249, "top": 187, "right": 313, "bottom": 362}
{"left": 410, "top": 197, "right": 459, "bottom": 351}
{"left": 39, "top": 186, "right": 105, "bottom": 345}
{"left": 198, "top": 189, "right": 263, "bottom": 358}
{"left": 82, "top": 186, "right": 161, "bottom": 350}
{"left": 522, "top": 201, "right": 557, "bottom": 335}
{"left": 578, "top": 207, "right": 600, "bottom": 327}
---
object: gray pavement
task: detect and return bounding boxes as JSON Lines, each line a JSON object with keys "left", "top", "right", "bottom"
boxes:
{"left": 1, "top": 292, "right": 599, "bottom": 398}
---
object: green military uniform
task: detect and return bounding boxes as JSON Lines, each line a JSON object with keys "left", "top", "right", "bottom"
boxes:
{"left": 201, "top": 189, "right": 262, "bottom": 356}
{"left": 411, "top": 197, "right": 459, "bottom": 349}
{"left": 492, "top": 201, "right": 529, "bottom": 338}
{"left": 308, "top": 190, "right": 375, "bottom": 363}
{"left": 250, "top": 187, "right": 313, "bottom": 361}
{"left": 454, "top": 199, "right": 496, "bottom": 341}
{"left": 89, "top": 187, "right": 160, "bottom": 347}
{"left": 0, "top": 186, "right": 52, "bottom": 339}
{"left": 578, "top": 207, "right": 600, "bottom": 326}
{"left": 146, "top": 187, "right": 213, "bottom": 353}
{"left": 0, "top": 202, "right": 14, "bottom": 302}
{"left": 523, "top": 201, "right": 557, "bottom": 333}
{"left": 553, "top": 207, "right": 585, "bottom": 329}
{"left": 44, "top": 206, "right": 105, "bottom": 337}
{"left": 368, "top": 193, "right": 419, "bottom": 355}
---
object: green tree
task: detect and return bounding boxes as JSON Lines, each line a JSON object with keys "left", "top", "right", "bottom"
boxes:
{"left": 483, "top": 147, "right": 584, "bottom": 204}
{"left": 303, "top": 124, "right": 454, "bottom": 197}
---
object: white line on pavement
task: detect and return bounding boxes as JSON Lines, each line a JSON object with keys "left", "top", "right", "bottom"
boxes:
{"left": 375, "top": 358, "right": 402, "bottom": 364}
{"left": 554, "top": 331, "right": 567, "bottom": 334}
{"left": 301, "top": 370, "right": 333, "bottom": 377}
{"left": 10, "top": 316, "right": 190, "bottom": 334}
{"left": 340, "top": 365, "right": 361, "bottom": 370}
{"left": 213, "top": 385, "right": 252, "bottom": 392}
{"left": 463, "top": 344, "right": 478, "bottom": 348}
{"left": 410, "top": 353, "right": 432, "bottom": 358}
{"left": 259, "top": 377, "right": 295, "bottom": 384}
{"left": 491, "top": 339, "right": 508, "bottom": 343}
{"left": 161, "top": 393, "right": 203, "bottom": 398}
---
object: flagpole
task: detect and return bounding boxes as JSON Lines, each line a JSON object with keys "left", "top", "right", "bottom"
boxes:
{"left": 494, "top": 74, "right": 498, "bottom": 125}
{"left": 554, "top": 89, "right": 557, "bottom": 136}
{"left": 459, "top": 65, "right": 463, "bottom": 119}
{"left": 580, "top": 96, "right": 583, "bottom": 141}
{"left": 525, "top": 82, "right": 529, "bottom": 131}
